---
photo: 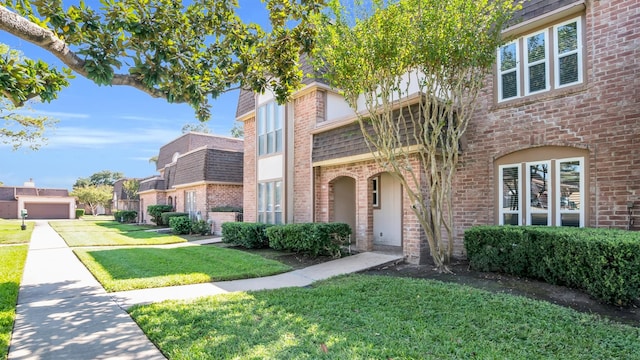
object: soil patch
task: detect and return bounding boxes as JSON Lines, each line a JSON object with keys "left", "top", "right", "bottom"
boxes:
{"left": 361, "top": 260, "right": 640, "bottom": 327}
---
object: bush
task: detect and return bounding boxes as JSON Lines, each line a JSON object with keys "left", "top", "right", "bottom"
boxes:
{"left": 75, "top": 209, "right": 85, "bottom": 219}
{"left": 161, "top": 212, "right": 189, "bottom": 227}
{"left": 169, "top": 216, "right": 191, "bottom": 235}
{"left": 267, "top": 223, "right": 352, "bottom": 258}
{"left": 465, "top": 226, "right": 640, "bottom": 306}
{"left": 147, "top": 205, "right": 174, "bottom": 226}
{"left": 113, "top": 210, "right": 137, "bottom": 223}
{"left": 191, "top": 220, "right": 211, "bottom": 236}
{"left": 221, "top": 222, "right": 272, "bottom": 248}
{"left": 210, "top": 206, "right": 243, "bottom": 213}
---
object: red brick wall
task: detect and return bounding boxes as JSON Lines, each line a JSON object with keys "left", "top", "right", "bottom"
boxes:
{"left": 453, "top": 0, "right": 640, "bottom": 253}
{"left": 243, "top": 116, "right": 257, "bottom": 222}
{"left": 138, "top": 191, "right": 167, "bottom": 224}
{"left": 207, "top": 184, "right": 243, "bottom": 209}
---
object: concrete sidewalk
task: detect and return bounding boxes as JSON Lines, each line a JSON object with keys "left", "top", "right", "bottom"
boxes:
{"left": 9, "top": 221, "right": 403, "bottom": 359}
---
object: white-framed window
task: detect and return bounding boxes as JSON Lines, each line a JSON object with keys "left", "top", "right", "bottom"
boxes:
{"left": 524, "top": 31, "right": 549, "bottom": 95}
{"left": 556, "top": 158, "right": 584, "bottom": 227}
{"left": 257, "top": 101, "right": 283, "bottom": 156}
{"left": 499, "top": 157, "right": 584, "bottom": 227}
{"left": 498, "top": 41, "right": 519, "bottom": 100}
{"left": 499, "top": 165, "right": 521, "bottom": 225}
{"left": 497, "top": 16, "right": 583, "bottom": 102}
{"left": 372, "top": 176, "right": 380, "bottom": 209}
{"left": 258, "top": 180, "right": 282, "bottom": 224}
{"left": 554, "top": 18, "right": 583, "bottom": 88}
{"left": 185, "top": 191, "right": 196, "bottom": 216}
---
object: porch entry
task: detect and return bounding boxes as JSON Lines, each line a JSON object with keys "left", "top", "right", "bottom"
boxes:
{"left": 373, "top": 173, "right": 402, "bottom": 247}
{"left": 332, "top": 177, "right": 356, "bottom": 237}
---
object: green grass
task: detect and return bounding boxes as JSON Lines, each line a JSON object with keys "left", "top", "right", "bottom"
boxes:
{"left": 0, "top": 245, "right": 28, "bottom": 360}
{"left": 0, "top": 221, "right": 33, "bottom": 244}
{"left": 50, "top": 220, "right": 186, "bottom": 246}
{"left": 74, "top": 246, "right": 292, "bottom": 292}
{"left": 130, "top": 275, "right": 640, "bottom": 360}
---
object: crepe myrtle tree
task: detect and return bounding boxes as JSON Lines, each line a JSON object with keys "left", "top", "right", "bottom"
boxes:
{"left": 71, "top": 184, "right": 112, "bottom": 216}
{"left": 313, "top": 0, "right": 520, "bottom": 272}
{"left": 0, "top": 0, "right": 327, "bottom": 121}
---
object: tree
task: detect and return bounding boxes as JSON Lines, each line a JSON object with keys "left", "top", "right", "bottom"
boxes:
{"left": 0, "top": 0, "right": 326, "bottom": 121}
{"left": 148, "top": 155, "right": 158, "bottom": 166}
{"left": 73, "top": 170, "right": 124, "bottom": 188}
{"left": 181, "top": 122, "right": 211, "bottom": 134}
{"left": 230, "top": 121, "right": 244, "bottom": 138}
{"left": 122, "top": 178, "right": 139, "bottom": 210}
{"left": 313, "top": 0, "right": 520, "bottom": 272}
{"left": 0, "top": 43, "right": 67, "bottom": 149}
{"left": 71, "top": 184, "right": 112, "bottom": 216}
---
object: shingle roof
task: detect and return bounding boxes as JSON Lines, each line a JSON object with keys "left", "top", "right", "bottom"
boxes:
{"left": 512, "top": 0, "right": 581, "bottom": 23}
{"left": 156, "top": 133, "right": 243, "bottom": 170}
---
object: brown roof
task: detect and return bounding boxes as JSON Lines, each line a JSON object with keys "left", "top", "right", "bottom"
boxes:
{"left": 512, "top": 0, "right": 582, "bottom": 23}
{"left": 156, "top": 132, "right": 243, "bottom": 170}
{"left": 0, "top": 186, "right": 70, "bottom": 199}
{"left": 173, "top": 147, "right": 244, "bottom": 186}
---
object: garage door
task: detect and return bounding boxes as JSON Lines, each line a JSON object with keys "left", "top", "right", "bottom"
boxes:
{"left": 24, "top": 203, "right": 70, "bottom": 219}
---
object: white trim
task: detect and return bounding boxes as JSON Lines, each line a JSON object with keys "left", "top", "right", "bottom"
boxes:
{"left": 499, "top": 164, "right": 522, "bottom": 225}
{"left": 497, "top": 41, "right": 520, "bottom": 102}
{"left": 554, "top": 17, "right": 583, "bottom": 89}
{"left": 525, "top": 161, "right": 551, "bottom": 226}
{"left": 524, "top": 30, "right": 550, "bottom": 96}
{"left": 555, "top": 157, "right": 585, "bottom": 227}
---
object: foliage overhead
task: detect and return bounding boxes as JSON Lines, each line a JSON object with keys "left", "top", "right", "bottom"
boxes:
{"left": 122, "top": 178, "right": 139, "bottom": 200}
{"left": 73, "top": 169, "right": 124, "bottom": 188}
{"left": 313, "top": 0, "right": 520, "bottom": 271}
{"left": 0, "top": 0, "right": 327, "bottom": 121}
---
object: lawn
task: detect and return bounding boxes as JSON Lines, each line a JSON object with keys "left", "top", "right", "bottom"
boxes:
{"left": 74, "top": 246, "right": 292, "bottom": 292}
{"left": 0, "top": 221, "right": 33, "bottom": 245}
{"left": 130, "top": 275, "right": 640, "bottom": 360}
{"left": 0, "top": 245, "right": 28, "bottom": 360}
{"left": 50, "top": 220, "right": 186, "bottom": 246}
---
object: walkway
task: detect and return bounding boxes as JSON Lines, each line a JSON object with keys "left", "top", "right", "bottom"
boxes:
{"left": 9, "top": 221, "right": 403, "bottom": 360}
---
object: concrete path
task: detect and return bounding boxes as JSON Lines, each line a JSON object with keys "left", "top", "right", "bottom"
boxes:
{"left": 9, "top": 221, "right": 403, "bottom": 359}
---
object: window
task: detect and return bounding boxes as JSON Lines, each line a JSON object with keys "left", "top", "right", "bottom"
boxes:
{"left": 499, "top": 157, "right": 584, "bottom": 227}
{"left": 372, "top": 176, "right": 380, "bottom": 208}
{"left": 497, "top": 17, "right": 582, "bottom": 101}
{"left": 258, "top": 181, "right": 282, "bottom": 224}
{"left": 185, "top": 191, "right": 196, "bottom": 216}
{"left": 257, "top": 101, "right": 283, "bottom": 156}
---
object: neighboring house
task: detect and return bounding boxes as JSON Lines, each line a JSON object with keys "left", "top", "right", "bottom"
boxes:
{"left": 236, "top": 0, "right": 639, "bottom": 264}
{"left": 112, "top": 178, "right": 140, "bottom": 212}
{"left": 138, "top": 132, "right": 244, "bottom": 224}
{"left": 0, "top": 179, "right": 75, "bottom": 219}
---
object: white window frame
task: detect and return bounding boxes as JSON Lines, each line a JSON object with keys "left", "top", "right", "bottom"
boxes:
{"left": 257, "top": 101, "right": 283, "bottom": 156}
{"left": 497, "top": 40, "right": 520, "bottom": 102}
{"left": 185, "top": 190, "right": 196, "bottom": 217}
{"left": 554, "top": 17, "right": 583, "bottom": 89}
{"left": 372, "top": 176, "right": 380, "bottom": 209}
{"left": 524, "top": 30, "right": 549, "bottom": 96}
{"left": 526, "top": 161, "right": 551, "bottom": 226}
{"left": 499, "top": 165, "right": 522, "bottom": 225}
{"left": 555, "top": 157, "right": 585, "bottom": 227}
{"left": 258, "top": 180, "right": 283, "bottom": 224}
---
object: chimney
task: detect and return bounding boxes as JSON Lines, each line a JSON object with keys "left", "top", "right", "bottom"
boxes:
{"left": 24, "top": 178, "right": 35, "bottom": 187}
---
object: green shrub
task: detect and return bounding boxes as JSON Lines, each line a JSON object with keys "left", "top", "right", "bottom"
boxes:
{"left": 191, "top": 220, "right": 210, "bottom": 236}
{"left": 75, "top": 209, "right": 85, "bottom": 219}
{"left": 113, "top": 210, "right": 137, "bottom": 223}
{"left": 210, "top": 206, "right": 243, "bottom": 213}
{"left": 465, "top": 226, "right": 640, "bottom": 306}
{"left": 169, "top": 216, "right": 191, "bottom": 235}
{"left": 221, "top": 222, "right": 271, "bottom": 248}
{"left": 147, "top": 205, "right": 174, "bottom": 226}
{"left": 161, "top": 212, "right": 190, "bottom": 227}
{"left": 267, "top": 223, "right": 351, "bottom": 258}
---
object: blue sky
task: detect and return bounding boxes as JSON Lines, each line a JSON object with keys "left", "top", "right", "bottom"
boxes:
{"left": 0, "top": 1, "right": 269, "bottom": 190}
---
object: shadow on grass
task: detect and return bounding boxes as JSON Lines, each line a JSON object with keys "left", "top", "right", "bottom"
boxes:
{"left": 8, "top": 280, "right": 163, "bottom": 360}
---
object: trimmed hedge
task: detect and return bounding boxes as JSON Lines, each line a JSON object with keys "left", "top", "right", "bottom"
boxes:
{"left": 169, "top": 216, "right": 191, "bottom": 235}
{"left": 267, "top": 223, "right": 352, "bottom": 257}
{"left": 75, "top": 209, "right": 85, "bottom": 219}
{"left": 161, "top": 212, "right": 189, "bottom": 227}
{"left": 113, "top": 210, "right": 137, "bottom": 223}
{"left": 211, "top": 206, "right": 243, "bottom": 213}
{"left": 147, "top": 205, "right": 174, "bottom": 226}
{"left": 221, "top": 222, "right": 272, "bottom": 249}
{"left": 465, "top": 226, "right": 640, "bottom": 306}
{"left": 191, "top": 219, "right": 210, "bottom": 236}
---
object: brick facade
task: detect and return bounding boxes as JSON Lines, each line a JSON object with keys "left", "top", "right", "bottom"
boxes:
{"left": 243, "top": 116, "right": 257, "bottom": 222}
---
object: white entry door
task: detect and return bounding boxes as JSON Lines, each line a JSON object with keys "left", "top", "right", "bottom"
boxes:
{"left": 373, "top": 173, "right": 402, "bottom": 246}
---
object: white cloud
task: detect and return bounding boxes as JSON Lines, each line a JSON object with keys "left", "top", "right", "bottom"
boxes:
{"left": 46, "top": 126, "right": 178, "bottom": 149}
{"left": 26, "top": 110, "right": 91, "bottom": 119}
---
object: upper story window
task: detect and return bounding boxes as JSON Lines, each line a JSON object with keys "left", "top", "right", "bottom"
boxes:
{"left": 257, "top": 101, "right": 283, "bottom": 156}
{"left": 497, "top": 16, "right": 583, "bottom": 102}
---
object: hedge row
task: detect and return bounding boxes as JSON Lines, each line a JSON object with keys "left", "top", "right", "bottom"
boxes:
{"left": 168, "top": 216, "right": 211, "bottom": 236}
{"left": 147, "top": 205, "right": 174, "bottom": 226}
{"left": 113, "top": 210, "right": 137, "bottom": 223}
{"left": 221, "top": 222, "right": 351, "bottom": 257}
{"left": 464, "top": 226, "right": 640, "bottom": 306}
{"left": 161, "top": 212, "right": 189, "bottom": 227}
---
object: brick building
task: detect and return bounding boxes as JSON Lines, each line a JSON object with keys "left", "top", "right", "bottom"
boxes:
{"left": 138, "top": 132, "right": 244, "bottom": 224}
{"left": 236, "top": 0, "right": 639, "bottom": 263}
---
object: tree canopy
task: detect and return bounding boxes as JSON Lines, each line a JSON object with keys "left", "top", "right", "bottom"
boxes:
{"left": 73, "top": 169, "right": 124, "bottom": 188}
{"left": 0, "top": 0, "right": 326, "bottom": 121}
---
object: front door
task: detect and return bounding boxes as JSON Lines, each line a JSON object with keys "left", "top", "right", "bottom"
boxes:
{"left": 373, "top": 173, "right": 402, "bottom": 246}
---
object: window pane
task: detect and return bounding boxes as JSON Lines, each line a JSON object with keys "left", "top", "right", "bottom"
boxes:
{"left": 274, "top": 104, "right": 282, "bottom": 131}
{"left": 503, "top": 214, "right": 519, "bottom": 225}
{"left": 267, "top": 102, "right": 274, "bottom": 132}
{"left": 501, "top": 167, "right": 519, "bottom": 211}
{"left": 274, "top": 181, "right": 282, "bottom": 211}
{"left": 258, "top": 134, "right": 265, "bottom": 156}
{"left": 258, "top": 183, "right": 265, "bottom": 212}
{"left": 257, "top": 106, "right": 266, "bottom": 135}
{"left": 275, "top": 129, "right": 283, "bottom": 153}
{"left": 560, "top": 213, "right": 580, "bottom": 227}
{"left": 275, "top": 212, "right": 282, "bottom": 225}
{"left": 559, "top": 53, "right": 579, "bottom": 85}
{"left": 258, "top": 212, "right": 265, "bottom": 223}
{"left": 527, "top": 33, "right": 545, "bottom": 63}
{"left": 501, "top": 72, "right": 518, "bottom": 99}
{"left": 559, "top": 160, "right": 581, "bottom": 210}
{"left": 557, "top": 22, "right": 578, "bottom": 54}
{"left": 266, "top": 182, "right": 273, "bottom": 212}
{"left": 500, "top": 44, "right": 517, "bottom": 71}
{"left": 529, "top": 164, "right": 549, "bottom": 211}
{"left": 529, "top": 63, "right": 547, "bottom": 93}
{"left": 531, "top": 213, "right": 548, "bottom": 226}
{"left": 267, "top": 132, "right": 275, "bottom": 154}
